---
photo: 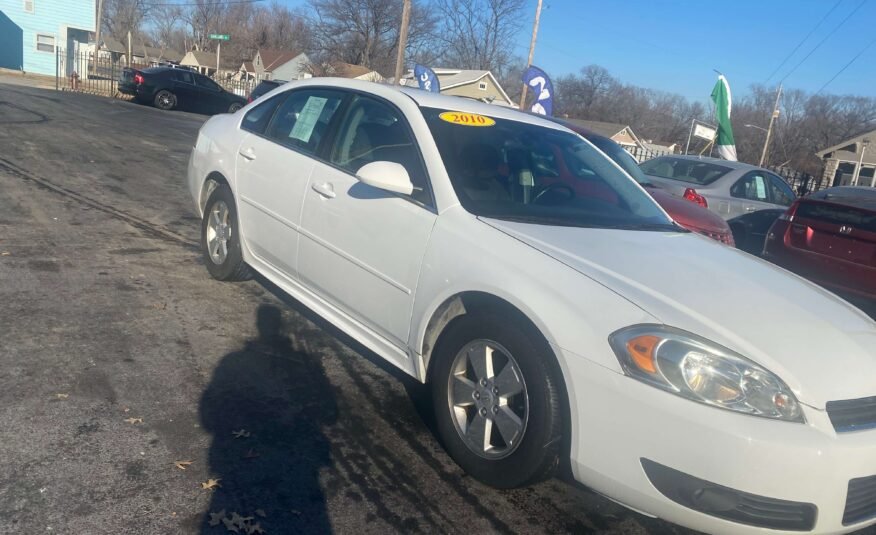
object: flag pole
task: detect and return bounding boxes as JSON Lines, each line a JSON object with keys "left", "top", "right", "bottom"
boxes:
{"left": 519, "top": 0, "right": 544, "bottom": 110}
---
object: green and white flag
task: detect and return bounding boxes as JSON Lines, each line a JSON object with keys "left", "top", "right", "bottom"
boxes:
{"left": 710, "top": 75, "right": 737, "bottom": 161}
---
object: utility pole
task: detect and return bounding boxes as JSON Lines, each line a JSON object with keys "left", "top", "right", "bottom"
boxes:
{"left": 127, "top": 31, "right": 132, "bottom": 67}
{"left": 759, "top": 83, "right": 782, "bottom": 167}
{"left": 394, "top": 0, "right": 412, "bottom": 85}
{"left": 92, "top": 0, "right": 104, "bottom": 76}
{"left": 519, "top": 0, "right": 544, "bottom": 110}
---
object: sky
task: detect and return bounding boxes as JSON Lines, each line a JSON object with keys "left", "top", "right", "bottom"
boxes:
{"left": 280, "top": 0, "right": 876, "bottom": 103}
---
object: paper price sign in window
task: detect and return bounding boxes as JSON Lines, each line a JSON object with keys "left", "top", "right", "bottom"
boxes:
{"left": 290, "top": 97, "right": 328, "bottom": 143}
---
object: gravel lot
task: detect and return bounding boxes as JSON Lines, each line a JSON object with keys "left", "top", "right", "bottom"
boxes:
{"left": 0, "top": 83, "right": 872, "bottom": 535}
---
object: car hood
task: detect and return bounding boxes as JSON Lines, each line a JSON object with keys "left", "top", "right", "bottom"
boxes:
{"left": 483, "top": 218, "right": 876, "bottom": 408}
{"left": 647, "top": 186, "right": 729, "bottom": 234}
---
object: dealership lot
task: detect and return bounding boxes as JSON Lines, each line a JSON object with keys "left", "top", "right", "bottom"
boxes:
{"left": 2, "top": 84, "right": 874, "bottom": 535}
{"left": 0, "top": 85, "right": 690, "bottom": 534}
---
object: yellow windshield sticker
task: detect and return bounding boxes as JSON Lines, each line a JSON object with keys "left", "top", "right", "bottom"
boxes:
{"left": 439, "top": 111, "right": 496, "bottom": 127}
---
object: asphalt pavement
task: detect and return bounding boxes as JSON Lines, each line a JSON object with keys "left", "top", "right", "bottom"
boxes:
{"left": 0, "top": 84, "right": 872, "bottom": 535}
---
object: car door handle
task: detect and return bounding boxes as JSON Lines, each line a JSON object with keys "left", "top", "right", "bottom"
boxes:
{"left": 238, "top": 147, "right": 256, "bottom": 161}
{"left": 311, "top": 181, "right": 336, "bottom": 199}
{"left": 745, "top": 206, "right": 757, "bottom": 212}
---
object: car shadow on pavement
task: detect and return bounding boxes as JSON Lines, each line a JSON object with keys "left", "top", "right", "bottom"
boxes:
{"left": 199, "top": 303, "right": 337, "bottom": 534}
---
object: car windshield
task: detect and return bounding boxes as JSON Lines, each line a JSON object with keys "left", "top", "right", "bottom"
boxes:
{"left": 639, "top": 157, "right": 732, "bottom": 185}
{"left": 422, "top": 107, "right": 674, "bottom": 230}
{"left": 585, "top": 136, "right": 652, "bottom": 186}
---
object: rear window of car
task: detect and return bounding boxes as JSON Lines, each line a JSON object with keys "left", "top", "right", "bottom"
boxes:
{"left": 639, "top": 157, "right": 732, "bottom": 185}
{"left": 795, "top": 201, "right": 876, "bottom": 233}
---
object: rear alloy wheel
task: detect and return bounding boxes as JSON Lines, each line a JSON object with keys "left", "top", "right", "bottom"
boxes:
{"left": 431, "top": 313, "right": 564, "bottom": 488}
{"left": 201, "top": 184, "right": 251, "bottom": 281}
{"left": 228, "top": 102, "right": 243, "bottom": 113}
{"left": 154, "top": 89, "right": 177, "bottom": 111}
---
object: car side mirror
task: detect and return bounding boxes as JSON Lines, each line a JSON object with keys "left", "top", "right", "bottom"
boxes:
{"left": 355, "top": 161, "right": 414, "bottom": 196}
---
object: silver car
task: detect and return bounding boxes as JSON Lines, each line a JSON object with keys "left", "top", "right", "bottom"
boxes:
{"left": 639, "top": 155, "right": 796, "bottom": 220}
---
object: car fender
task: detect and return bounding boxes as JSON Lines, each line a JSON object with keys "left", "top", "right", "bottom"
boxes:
{"left": 409, "top": 206, "right": 657, "bottom": 380}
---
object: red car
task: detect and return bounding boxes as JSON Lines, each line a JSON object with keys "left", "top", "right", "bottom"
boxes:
{"left": 555, "top": 121, "right": 735, "bottom": 245}
{"left": 763, "top": 186, "right": 876, "bottom": 300}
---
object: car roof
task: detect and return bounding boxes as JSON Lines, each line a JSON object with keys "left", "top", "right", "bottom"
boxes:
{"left": 806, "top": 186, "right": 876, "bottom": 211}
{"left": 647, "top": 153, "right": 763, "bottom": 171}
{"left": 274, "top": 78, "right": 582, "bottom": 134}
{"left": 395, "top": 85, "right": 571, "bottom": 132}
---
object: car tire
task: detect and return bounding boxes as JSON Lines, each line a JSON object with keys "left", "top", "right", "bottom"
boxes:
{"left": 154, "top": 89, "right": 177, "bottom": 111}
{"left": 228, "top": 102, "right": 243, "bottom": 113}
{"left": 200, "top": 184, "right": 251, "bottom": 282}
{"left": 431, "top": 312, "right": 563, "bottom": 489}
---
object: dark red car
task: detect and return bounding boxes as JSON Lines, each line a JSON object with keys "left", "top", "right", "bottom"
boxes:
{"left": 554, "top": 120, "right": 735, "bottom": 245}
{"left": 763, "top": 186, "right": 876, "bottom": 300}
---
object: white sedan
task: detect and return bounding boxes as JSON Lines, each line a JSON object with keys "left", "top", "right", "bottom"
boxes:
{"left": 188, "top": 78, "right": 876, "bottom": 535}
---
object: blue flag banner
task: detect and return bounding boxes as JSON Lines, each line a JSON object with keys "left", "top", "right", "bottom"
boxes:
{"left": 521, "top": 65, "right": 554, "bottom": 116}
{"left": 414, "top": 64, "right": 440, "bottom": 93}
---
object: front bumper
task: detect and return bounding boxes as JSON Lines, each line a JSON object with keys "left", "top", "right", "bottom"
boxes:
{"left": 562, "top": 348, "right": 876, "bottom": 534}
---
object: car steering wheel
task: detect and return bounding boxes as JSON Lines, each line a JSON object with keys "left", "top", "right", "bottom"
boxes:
{"left": 533, "top": 183, "right": 575, "bottom": 204}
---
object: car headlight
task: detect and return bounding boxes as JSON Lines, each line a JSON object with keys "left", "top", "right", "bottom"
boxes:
{"left": 609, "top": 325, "right": 804, "bottom": 423}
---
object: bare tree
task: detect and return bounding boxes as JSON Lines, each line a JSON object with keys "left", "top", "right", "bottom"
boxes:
{"left": 306, "top": 0, "right": 436, "bottom": 75}
{"left": 149, "top": 4, "right": 182, "bottom": 49}
{"left": 102, "top": 0, "right": 150, "bottom": 41}
{"left": 433, "top": 0, "right": 525, "bottom": 75}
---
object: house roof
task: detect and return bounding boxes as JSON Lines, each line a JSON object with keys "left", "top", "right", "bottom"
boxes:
{"left": 562, "top": 119, "right": 628, "bottom": 138}
{"left": 181, "top": 50, "right": 218, "bottom": 67}
{"left": 241, "top": 61, "right": 254, "bottom": 72}
{"left": 139, "top": 44, "right": 183, "bottom": 63}
{"left": 101, "top": 37, "right": 126, "bottom": 53}
{"left": 816, "top": 129, "right": 876, "bottom": 159}
{"left": 403, "top": 68, "right": 513, "bottom": 105}
{"left": 258, "top": 49, "right": 303, "bottom": 72}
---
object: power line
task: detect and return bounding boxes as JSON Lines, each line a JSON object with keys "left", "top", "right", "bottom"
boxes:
{"left": 764, "top": 0, "right": 843, "bottom": 83}
{"left": 778, "top": 0, "right": 869, "bottom": 84}
{"left": 815, "top": 35, "right": 876, "bottom": 94}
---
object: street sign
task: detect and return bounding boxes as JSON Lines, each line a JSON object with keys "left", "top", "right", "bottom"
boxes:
{"left": 209, "top": 34, "right": 230, "bottom": 41}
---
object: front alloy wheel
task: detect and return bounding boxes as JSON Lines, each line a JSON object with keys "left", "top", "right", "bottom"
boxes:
{"left": 431, "top": 312, "right": 564, "bottom": 488}
{"left": 448, "top": 339, "right": 528, "bottom": 459}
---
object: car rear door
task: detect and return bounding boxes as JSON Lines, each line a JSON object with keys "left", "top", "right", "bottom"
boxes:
{"left": 297, "top": 94, "right": 437, "bottom": 359}
{"left": 234, "top": 88, "right": 347, "bottom": 279}
{"left": 728, "top": 171, "right": 776, "bottom": 217}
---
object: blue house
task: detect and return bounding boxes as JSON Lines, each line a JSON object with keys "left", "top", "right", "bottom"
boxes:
{"left": 0, "top": 0, "right": 95, "bottom": 76}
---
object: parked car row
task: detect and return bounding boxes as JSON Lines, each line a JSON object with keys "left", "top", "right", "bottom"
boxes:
{"left": 188, "top": 78, "right": 876, "bottom": 535}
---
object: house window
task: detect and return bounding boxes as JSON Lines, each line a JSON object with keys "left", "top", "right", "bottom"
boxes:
{"left": 23, "top": 0, "right": 34, "bottom": 13}
{"left": 36, "top": 34, "right": 54, "bottom": 53}
{"left": 478, "top": 81, "right": 487, "bottom": 91}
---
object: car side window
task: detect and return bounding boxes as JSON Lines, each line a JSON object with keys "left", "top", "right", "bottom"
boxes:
{"left": 330, "top": 95, "right": 431, "bottom": 205}
{"left": 241, "top": 94, "right": 285, "bottom": 135}
{"left": 731, "top": 172, "right": 770, "bottom": 202}
{"left": 264, "top": 89, "right": 344, "bottom": 155}
{"left": 173, "top": 70, "right": 194, "bottom": 84}
{"left": 195, "top": 75, "right": 221, "bottom": 92}
{"left": 767, "top": 173, "right": 795, "bottom": 206}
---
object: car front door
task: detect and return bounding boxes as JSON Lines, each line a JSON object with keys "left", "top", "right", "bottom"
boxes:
{"left": 194, "top": 74, "right": 227, "bottom": 114}
{"left": 235, "top": 88, "right": 346, "bottom": 279}
{"left": 729, "top": 171, "right": 776, "bottom": 217}
{"left": 297, "top": 94, "right": 437, "bottom": 362}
